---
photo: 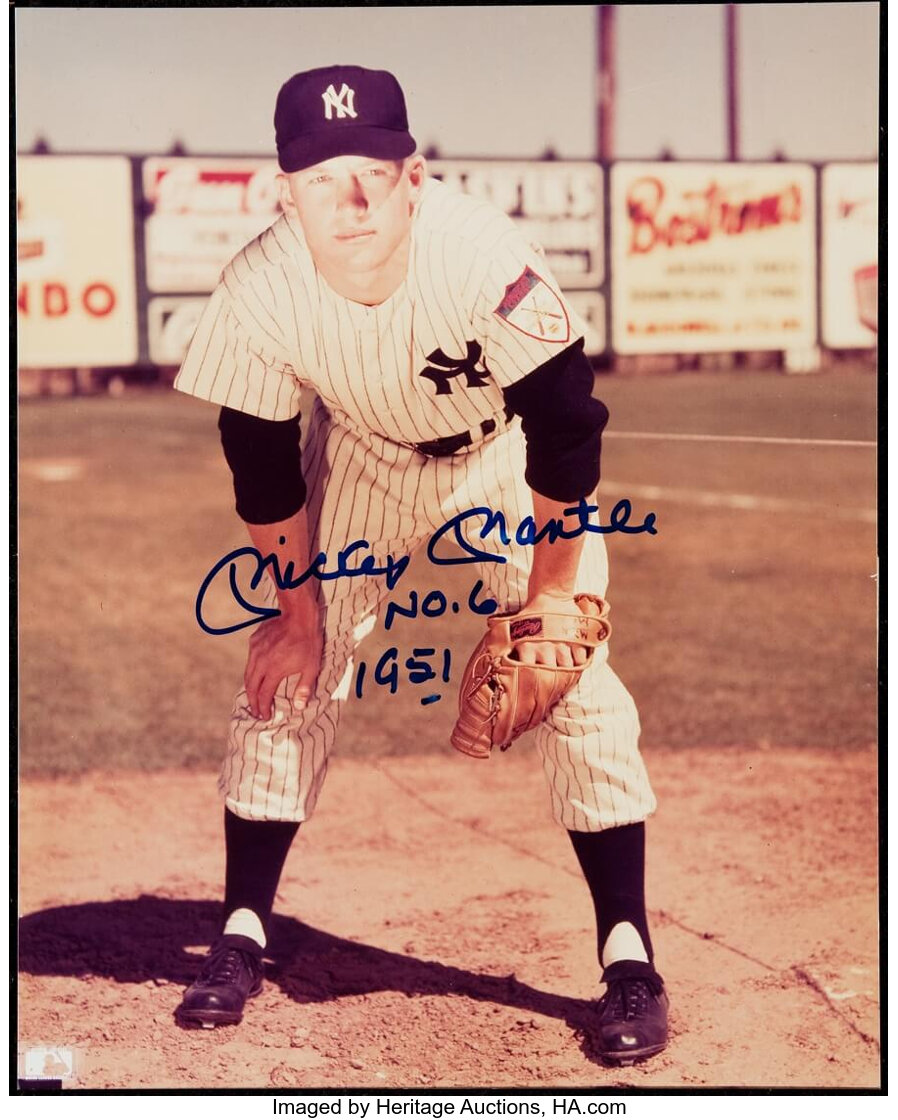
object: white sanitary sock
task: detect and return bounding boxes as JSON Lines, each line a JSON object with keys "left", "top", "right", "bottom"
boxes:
{"left": 602, "top": 920, "right": 649, "bottom": 967}
{"left": 222, "top": 907, "right": 266, "bottom": 950}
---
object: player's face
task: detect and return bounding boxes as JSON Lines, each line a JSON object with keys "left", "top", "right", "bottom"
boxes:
{"left": 279, "top": 155, "right": 426, "bottom": 277}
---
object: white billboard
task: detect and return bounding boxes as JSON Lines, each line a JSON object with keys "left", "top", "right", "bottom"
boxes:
{"left": 429, "top": 159, "right": 603, "bottom": 289}
{"left": 144, "top": 157, "right": 607, "bottom": 365}
{"left": 143, "top": 157, "right": 603, "bottom": 296}
{"left": 821, "top": 163, "right": 878, "bottom": 348}
{"left": 147, "top": 297, "right": 209, "bottom": 366}
{"left": 610, "top": 162, "right": 817, "bottom": 354}
{"left": 16, "top": 156, "right": 139, "bottom": 368}
{"left": 143, "top": 157, "right": 281, "bottom": 293}
{"left": 564, "top": 289, "right": 605, "bottom": 355}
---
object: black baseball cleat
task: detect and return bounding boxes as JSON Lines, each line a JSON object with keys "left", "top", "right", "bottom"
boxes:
{"left": 590, "top": 960, "right": 669, "bottom": 1066}
{"left": 175, "top": 934, "right": 264, "bottom": 1029}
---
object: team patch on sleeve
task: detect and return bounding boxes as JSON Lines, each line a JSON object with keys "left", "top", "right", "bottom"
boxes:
{"left": 494, "top": 266, "right": 570, "bottom": 344}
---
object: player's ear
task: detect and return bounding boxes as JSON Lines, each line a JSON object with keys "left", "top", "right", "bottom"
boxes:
{"left": 276, "top": 173, "right": 297, "bottom": 215}
{"left": 405, "top": 155, "right": 427, "bottom": 203}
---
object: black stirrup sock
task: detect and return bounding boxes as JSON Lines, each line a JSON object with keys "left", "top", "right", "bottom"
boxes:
{"left": 568, "top": 822, "right": 654, "bottom": 966}
{"left": 222, "top": 808, "right": 300, "bottom": 940}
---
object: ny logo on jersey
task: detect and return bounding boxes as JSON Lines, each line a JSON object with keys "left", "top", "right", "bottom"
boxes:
{"left": 419, "top": 341, "right": 492, "bottom": 396}
{"left": 322, "top": 83, "right": 358, "bottom": 120}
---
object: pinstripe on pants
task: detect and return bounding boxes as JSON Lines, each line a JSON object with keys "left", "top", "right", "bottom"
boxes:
{"left": 220, "top": 396, "right": 656, "bottom": 830}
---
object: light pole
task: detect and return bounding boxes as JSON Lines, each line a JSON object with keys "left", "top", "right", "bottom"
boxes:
{"left": 726, "top": 4, "right": 740, "bottom": 161}
{"left": 597, "top": 5, "right": 615, "bottom": 163}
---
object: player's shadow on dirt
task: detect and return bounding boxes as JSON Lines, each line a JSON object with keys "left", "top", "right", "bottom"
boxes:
{"left": 19, "top": 895, "right": 605, "bottom": 1057}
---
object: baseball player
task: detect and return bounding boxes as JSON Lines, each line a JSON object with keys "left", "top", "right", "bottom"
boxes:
{"left": 173, "top": 65, "right": 668, "bottom": 1065}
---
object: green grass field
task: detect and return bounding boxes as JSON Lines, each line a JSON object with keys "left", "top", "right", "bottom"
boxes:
{"left": 17, "top": 366, "right": 878, "bottom": 776}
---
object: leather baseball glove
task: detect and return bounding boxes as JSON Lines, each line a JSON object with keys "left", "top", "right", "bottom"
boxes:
{"left": 450, "top": 593, "right": 612, "bottom": 759}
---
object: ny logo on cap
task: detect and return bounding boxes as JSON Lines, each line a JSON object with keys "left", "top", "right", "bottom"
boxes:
{"left": 322, "top": 83, "right": 358, "bottom": 121}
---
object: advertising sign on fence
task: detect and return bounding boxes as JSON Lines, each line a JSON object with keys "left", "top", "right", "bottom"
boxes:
{"left": 145, "top": 156, "right": 607, "bottom": 365}
{"left": 16, "top": 156, "right": 138, "bottom": 368}
{"left": 143, "top": 157, "right": 281, "bottom": 293}
{"left": 428, "top": 159, "right": 604, "bottom": 290}
{"left": 610, "top": 162, "right": 817, "bottom": 354}
{"left": 563, "top": 290, "right": 605, "bottom": 355}
{"left": 147, "top": 297, "right": 209, "bottom": 366}
{"left": 821, "top": 163, "right": 878, "bottom": 349}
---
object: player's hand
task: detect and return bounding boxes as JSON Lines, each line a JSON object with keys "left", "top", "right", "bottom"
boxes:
{"left": 515, "top": 640, "right": 590, "bottom": 668}
{"left": 514, "top": 591, "right": 590, "bottom": 669}
{"left": 243, "top": 608, "right": 324, "bottom": 720}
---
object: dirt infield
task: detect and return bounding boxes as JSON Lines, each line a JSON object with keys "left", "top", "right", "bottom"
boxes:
{"left": 18, "top": 744, "right": 880, "bottom": 1091}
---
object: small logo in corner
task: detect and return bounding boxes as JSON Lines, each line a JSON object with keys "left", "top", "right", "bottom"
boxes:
{"left": 22, "top": 1046, "right": 75, "bottom": 1085}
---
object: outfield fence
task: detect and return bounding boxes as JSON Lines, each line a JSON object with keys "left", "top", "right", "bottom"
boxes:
{"left": 15, "top": 154, "right": 878, "bottom": 389}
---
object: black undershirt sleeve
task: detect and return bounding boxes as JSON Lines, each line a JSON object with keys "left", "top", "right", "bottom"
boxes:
{"left": 501, "top": 339, "right": 609, "bottom": 502}
{"left": 218, "top": 407, "right": 306, "bottom": 524}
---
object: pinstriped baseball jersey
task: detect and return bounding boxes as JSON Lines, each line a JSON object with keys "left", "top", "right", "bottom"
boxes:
{"left": 175, "top": 178, "right": 589, "bottom": 439}
{"left": 175, "top": 173, "right": 655, "bottom": 831}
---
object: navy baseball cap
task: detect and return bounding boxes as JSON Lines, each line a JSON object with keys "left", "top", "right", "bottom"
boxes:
{"left": 275, "top": 65, "right": 417, "bottom": 173}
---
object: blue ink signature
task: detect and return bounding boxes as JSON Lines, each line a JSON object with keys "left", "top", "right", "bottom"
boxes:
{"left": 195, "top": 536, "right": 410, "bottom": 635}
{"left": 426, "top": 497, "right": 657, "bottom": 565}
{"left": 382, "top": 578, "right": 498, "bottom": 631}
{"left": 355, "top": 647, "right": 452, "bottom": 705}
{"left": 196, "top": 498, "right": 657, "bottom": 636}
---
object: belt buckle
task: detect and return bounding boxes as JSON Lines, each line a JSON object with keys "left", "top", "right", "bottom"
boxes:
{"left": 414, "top": 409, "right": 510, "bottom": 458}
{"left": 416, "top": 431, "right": 470, "bottom": 457}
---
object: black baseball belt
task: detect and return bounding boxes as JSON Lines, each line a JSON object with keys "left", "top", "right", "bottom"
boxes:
{"left": 413, "top": 406, "right": 514, "bottom": 457}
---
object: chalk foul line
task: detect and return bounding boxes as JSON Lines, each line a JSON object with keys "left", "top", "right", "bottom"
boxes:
{"left": 371, "top": 760, "right": 881, "bottom": 1048}
{"left": 599, "top": 480, "right": 876, "bottom": 522}
{"left": 604, "top": 431, "right": 876, "bottom": 449}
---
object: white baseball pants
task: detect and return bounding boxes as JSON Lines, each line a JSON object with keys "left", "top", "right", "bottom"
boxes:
{"left": 219, "top": 397, "right": 657, "bottom": 831}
